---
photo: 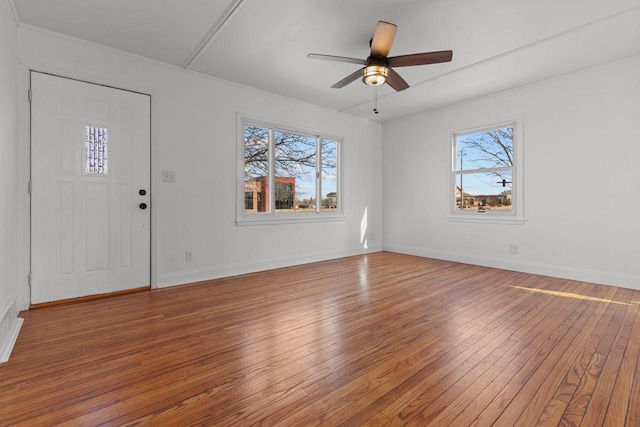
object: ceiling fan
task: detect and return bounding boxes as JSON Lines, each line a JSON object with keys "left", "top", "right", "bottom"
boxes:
{"left": 307, "top": 21, "right": 453, "bottom": 92}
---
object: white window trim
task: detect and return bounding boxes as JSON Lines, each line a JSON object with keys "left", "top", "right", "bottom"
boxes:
{"left": 447, "top": 118, "right": 525, "bottom": 225}
{"left": 236, "top": 115, "right": 345, "bottom": 226}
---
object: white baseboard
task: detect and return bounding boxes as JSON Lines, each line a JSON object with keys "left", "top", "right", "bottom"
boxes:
{"left": 0, "top": 297, "right": 24, "bottom": 364}
{"left": 383, "top": 244, "right": 640, "bottom": 291}
{"left": 157, "top": 244, "right": 384, "bottom": 288}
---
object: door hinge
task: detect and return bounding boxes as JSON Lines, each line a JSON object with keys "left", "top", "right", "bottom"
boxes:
{"left": 28, "top": 273, "right": 32, "bottom": 287}
{"left": 28, "top": 181, "right": 32, "bottom": 195}
{"left": 28, "top": 89, "right": 32, "bottom": 103}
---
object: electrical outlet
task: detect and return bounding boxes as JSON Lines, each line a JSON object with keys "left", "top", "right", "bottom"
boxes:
{"left": 185, "top": 251, "right": 193, "bottom": 262}
{"left": 163, "top": 171, "right": 176, "bottom": 182}
{"left": 509, "top": 244, "right": 519, "bottom": 254}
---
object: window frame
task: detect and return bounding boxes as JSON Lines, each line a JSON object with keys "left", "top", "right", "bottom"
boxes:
{"left": 448, "top": 119, "right": 525, "bottom": 224}
{"left": 237, "top": 116, "right": 344, "bottom": 226}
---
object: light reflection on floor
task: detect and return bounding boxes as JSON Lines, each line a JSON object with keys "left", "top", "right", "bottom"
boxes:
{"left": 232, "top": 295, "right": 350, "bottom": 403}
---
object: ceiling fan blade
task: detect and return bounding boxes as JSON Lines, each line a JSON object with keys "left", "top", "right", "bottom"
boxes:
{"left": 385, "top": 68, "right": 409, "bottom": 92}
{"left": 331, "top": 68, "right": 364, "bottom": 89}
{"left": 307, "top": 54, "right": 367, "bottom": 65}
{"left": 387, "top": 50, "right": 453, "bottom": 67}
{"left": 370, "top": 21, "right": 397, "bottom": 59}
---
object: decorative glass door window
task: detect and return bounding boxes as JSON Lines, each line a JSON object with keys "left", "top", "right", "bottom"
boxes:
{"left": 84, "top": 125, "right": 109, "bottom": 175}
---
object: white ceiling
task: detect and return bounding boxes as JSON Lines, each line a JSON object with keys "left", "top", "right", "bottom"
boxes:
{"left": 11, "top": 0, "right": 640, "bottom": 121}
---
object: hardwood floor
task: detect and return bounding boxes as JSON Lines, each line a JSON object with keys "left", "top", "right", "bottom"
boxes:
{"left": 1, "top": 252, "right": 639, "bottom": 426}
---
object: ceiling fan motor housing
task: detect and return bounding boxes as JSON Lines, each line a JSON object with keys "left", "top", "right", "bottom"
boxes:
{"left": 362, "top": 63, "right": 389, "bottom": 86}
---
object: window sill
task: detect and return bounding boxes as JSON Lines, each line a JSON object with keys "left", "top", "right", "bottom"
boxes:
{"left": 236, "top": 214, "right": 347, "bottom": 227}
{"left": 446, "top": 214, "right": 526, "bottom": 225}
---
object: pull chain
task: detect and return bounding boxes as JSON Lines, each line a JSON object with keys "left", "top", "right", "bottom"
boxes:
{"left": 373, "top": 86, "right": 379, "bottom": 114}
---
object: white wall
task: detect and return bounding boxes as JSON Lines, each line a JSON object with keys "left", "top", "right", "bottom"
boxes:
{"left": 382, "top": 56, "right": 640, "bottom": 290}
{"left": 16, "top": 26, "right": 382, "bottom": 306}
{"left": 0, "top": 0, "right": 24, "bottom": 361}
{"left": 0, "top": 3, "right": 20, "bottom": 306}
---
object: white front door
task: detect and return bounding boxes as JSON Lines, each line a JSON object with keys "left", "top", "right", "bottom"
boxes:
{"left": 30, "top": 72, "right": 151, "bottom": 304}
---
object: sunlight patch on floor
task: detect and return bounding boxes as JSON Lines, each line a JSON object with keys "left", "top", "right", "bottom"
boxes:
{"left": 512, "top": 286, "right": 632, "bottom": 306}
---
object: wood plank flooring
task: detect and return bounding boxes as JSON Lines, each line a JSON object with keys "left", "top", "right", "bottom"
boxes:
{"left": 1, "top": 252, "right": 639, "bottom": 426}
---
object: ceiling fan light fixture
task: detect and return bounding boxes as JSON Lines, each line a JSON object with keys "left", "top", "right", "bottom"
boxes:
{"left": 362, "top": 65, "right": 389, "bottom": 86}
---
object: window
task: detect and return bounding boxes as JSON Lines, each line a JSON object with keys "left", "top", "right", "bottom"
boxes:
{"left": 451, "top": 121, "right": 523, "bottom": 222}
{"left": 239, "top": 119, "right": 342, "bottom": 224}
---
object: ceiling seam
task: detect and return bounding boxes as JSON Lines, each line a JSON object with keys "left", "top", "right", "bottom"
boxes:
{"left": 8, "top": 0, "right": 20, "bottom": 25}
{"left": 182, "top": 0, "right": 246, "bottom": 69}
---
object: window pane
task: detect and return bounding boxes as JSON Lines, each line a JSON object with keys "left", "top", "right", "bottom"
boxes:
{"left": 456, "top": 171, "right": 512, "bottom": 211}
{"left": 456, "top": 126, "right": 513, "bottom": 171}
{"left": 244, "top": 125, "right": 270, "bottom": 214}
{"left": 321, "top": 139, "right": 338, "bottom": 212}
{"left": 274, "top": 131, "right": 316, "bottom": 214}
{"left": 84, "top": 125, "right": 109, "bottom": 175}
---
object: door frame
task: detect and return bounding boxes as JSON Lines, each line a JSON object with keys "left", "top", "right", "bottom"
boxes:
{"left": 27, "top": 70, "right": 156, "bottom": 306}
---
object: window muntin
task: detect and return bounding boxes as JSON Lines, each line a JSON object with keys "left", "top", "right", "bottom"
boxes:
{"left": 241, "top": 120, "right": 342, "bottom": 221}
{"left": 453, "top": 123, "right": 516, "bottom": 216}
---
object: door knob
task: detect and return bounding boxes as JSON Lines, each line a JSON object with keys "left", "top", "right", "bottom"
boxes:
{"left": 139, "top": 189, "right": 147, "bottom": 196}
{"left": 139, "top": 203, "right": 147, "bottom": 210}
